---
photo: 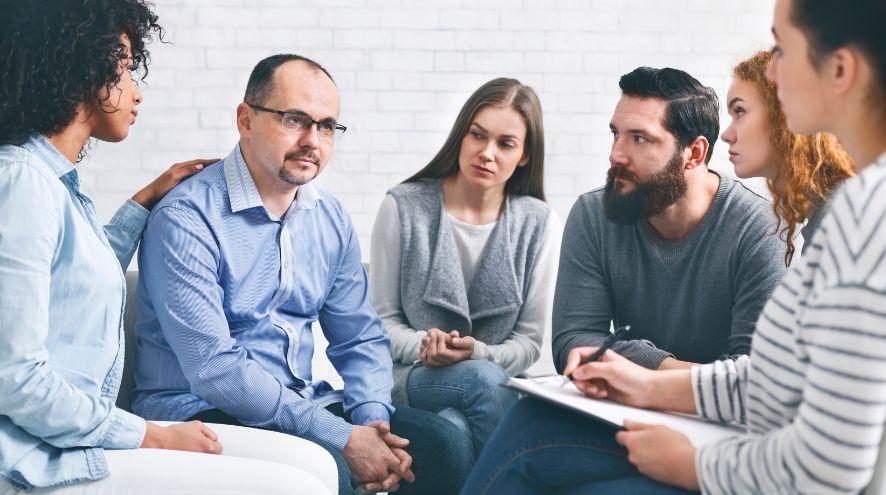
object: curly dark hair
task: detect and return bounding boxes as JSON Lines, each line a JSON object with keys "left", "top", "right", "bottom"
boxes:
{"left": 0, "top": 0, "right": 163, "bottom": 146}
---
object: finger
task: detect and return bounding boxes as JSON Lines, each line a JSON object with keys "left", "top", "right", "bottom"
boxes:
{"left": 449, "top": 336, "right": 472, "bottom": 349}
{"left": 615, "top": 430, "right": 629, "bottom": 447}
{"left": 210, "top": 439, "right": 223, "bottom": 454}
{"left": 370, "top": 420, "right": 391, "bottom": 435}
{"left": 622, "top": 420, "right": 653, "bottom": 431}
{"left": 381, "top": 472, "right": 402, "bottom": 491}
{"left": 180, "top": 158, "right": 220, "bottom": 167}
{"left": 383, "top": 431, "right": 410, "bottom": 448}
{"left": 436, "top": 329, "right": 448, "bottom": 356}
{"left": 571, "top": 361, "right": 616, "bottom": 381}
{"left": 563, "top": 347, "right": 601, "bottom": 376}
{"left": 201, "top": 424, "right": 219, "bottom": 441}
{"left": 449, "top": 330, "right": 460, "bottom": 339}
{"left": 393, "top": 449, "right": 415, "bottom": 482}
{"left": 360, "top": 481, "right": 383, "bottom": 492}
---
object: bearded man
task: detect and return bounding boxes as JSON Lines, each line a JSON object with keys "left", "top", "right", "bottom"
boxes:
{"left": 552, "top": 66, "right": 786, "bottom": 372}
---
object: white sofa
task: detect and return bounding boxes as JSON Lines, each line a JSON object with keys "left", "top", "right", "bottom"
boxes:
{"left": 116, "top": 271, "right": 338, "bottom": 494}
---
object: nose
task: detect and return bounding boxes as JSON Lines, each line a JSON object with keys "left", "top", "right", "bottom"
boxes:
{"left": 478, "top": 141, "right": 495, "bottom": 162}
{"left": 765, "top": 55, "right": 777, "bottom": 83}
{"left": 133, "top": 84, "right": 143, "bottom": 106}
{"left": 720, "top": 123, "right": 736, "bottom": 145}
{"left": 609, "top": 135, "right": 628, "bottom": 167}
{"left": 297, "top": 122, "right": 321, "bottom": 150}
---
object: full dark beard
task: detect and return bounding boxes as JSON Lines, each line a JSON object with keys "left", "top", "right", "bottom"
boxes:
{"left": 602, "top": 150, "right": 688, "bottom": 225}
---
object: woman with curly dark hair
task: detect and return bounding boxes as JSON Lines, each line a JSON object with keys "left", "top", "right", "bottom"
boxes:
{"left": 0, "top": 1, "right": 333, "bottom": 493}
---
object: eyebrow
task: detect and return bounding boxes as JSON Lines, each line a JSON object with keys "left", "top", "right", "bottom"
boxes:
{"left": 610, "top": 123, "right": 654, "bottom": 135}
{"left": 470, "top": 122, "right": 520, "bottom": 141}
{"left": 728, "top": 97, "right": 745, "bottom": 108}
{"left": 282, "top": 108, "right": 338, "bottom": 124}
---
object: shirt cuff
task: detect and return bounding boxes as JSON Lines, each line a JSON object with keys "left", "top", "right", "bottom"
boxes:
{"left": 100, "top": 407, "right": 147, "bottom": 449}
{"left": 109, "top": 199, "right": 150, "bottom": 242}
{"left": 630, "top": 342, "right": 674, "bottom": 370}
{"left": 351, "top": 401, "right": 393, "bottom": 426}
{"left": 471, "top": 340, "right": 489, "bottom": 360}
{"left": 307, "top": 408, "right": 354, "bottom": 451}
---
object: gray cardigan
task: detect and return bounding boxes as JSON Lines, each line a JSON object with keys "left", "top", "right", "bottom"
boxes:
{"left": 386, "top": 178, "right": 549, "bottom": 405}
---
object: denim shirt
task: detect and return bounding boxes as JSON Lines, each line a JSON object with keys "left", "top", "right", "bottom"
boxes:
{"left": 0, "top": 135, "right": 148, "bottom": 490}
{"left": 132, "top": 144, "right": 394, "bottom": 451}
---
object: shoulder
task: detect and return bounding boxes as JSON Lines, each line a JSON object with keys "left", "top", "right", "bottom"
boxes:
{"left": 0, "top": 143, "right": 66, "bottom": 204}
{"left": 508, "top": 194, "right": 551, "bottom": 235}
{"left": 151, "top": 160, "right": 227, "bottom": 217}
{"left": 568, "top": 187, "right": 606, "bottom": 226}
{"left": 388, "top": 178, "right": 439, "bottom": 200}
{"left": 309, "top": 183, "right": 357, "bottom": 233}
{"left": 717, "top": 173, "right": 775, "bottom": 221}
{"left": 818, "top": 157, "right": 886, "bottom": 286}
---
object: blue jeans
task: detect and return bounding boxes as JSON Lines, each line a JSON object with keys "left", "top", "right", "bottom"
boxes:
{"left": 190, "top": 403, "right": 473, "bottom": 495}
{"left": 459, "top": 398, "right": 698, "bottom": 495}
{"left": 407, "top": 359, "right": 518, "bottom": 456}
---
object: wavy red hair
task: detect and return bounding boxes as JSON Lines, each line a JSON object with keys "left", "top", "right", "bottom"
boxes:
{"left": 733, "top": 50, "right": 854, "bottom": 266}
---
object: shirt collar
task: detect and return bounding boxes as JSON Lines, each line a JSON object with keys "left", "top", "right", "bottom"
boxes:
{"left": 223, "top": 142, "right": 323, "bottom": 215}
{"left": 26, "top": 134, "right": 76, "bottom": 178}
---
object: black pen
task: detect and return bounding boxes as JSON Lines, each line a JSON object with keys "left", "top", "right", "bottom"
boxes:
{"left": 562, "top": 324, "right": 631, "bottom": 382}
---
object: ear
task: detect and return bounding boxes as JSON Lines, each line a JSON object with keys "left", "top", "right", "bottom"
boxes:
{"left": 517, "top": 153, "right": 529, "bottom": 167}
{"left": 683, "top": 136, "right": 709, "bottom": 170}
{"left": 236, "top": 102, "right": 253, "bottom": 136}
{"left": 829, "top": 47, "right": 860, "bottom": 97}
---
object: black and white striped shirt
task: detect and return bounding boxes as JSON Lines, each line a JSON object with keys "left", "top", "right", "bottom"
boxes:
{"left": 692, "top": 152, "right": 886, "bottom": 494}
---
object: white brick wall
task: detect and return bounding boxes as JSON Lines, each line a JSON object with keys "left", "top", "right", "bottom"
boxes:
{"left": 79, "top": 0, "right": 775, "bottom": 259}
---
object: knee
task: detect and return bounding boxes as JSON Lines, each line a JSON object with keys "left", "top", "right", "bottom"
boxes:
{"left": 462, "top": 360, "right": 510, "bottom": 391}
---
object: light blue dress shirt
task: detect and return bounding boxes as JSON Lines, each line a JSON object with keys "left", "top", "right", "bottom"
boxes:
{"left": 0, "top": 135, "right": 148, "bottom": 490}
{"left": 132, "top": 144, "right": 394, "bottom": 451}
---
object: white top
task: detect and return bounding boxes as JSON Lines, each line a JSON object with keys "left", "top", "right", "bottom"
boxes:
{"left": 370, "top": 194, "right": 563, "bottom": 375}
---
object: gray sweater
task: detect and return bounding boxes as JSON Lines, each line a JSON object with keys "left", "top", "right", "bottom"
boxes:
{"left": 385, "top": 179, "right": 550, "bottom": 404}
{"left": 552, "top": 172, "right": 787, "bottom": 371}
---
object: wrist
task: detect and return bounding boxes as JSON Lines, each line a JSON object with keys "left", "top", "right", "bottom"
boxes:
{"left": 131, "top": 186, "right": 156, "bottom": 211}
{"left": 140, "top": 422, "right": 166, "bottom": 449}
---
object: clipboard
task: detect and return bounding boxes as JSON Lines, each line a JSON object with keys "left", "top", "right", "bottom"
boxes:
{"left": 506, "top": 377, "right": 746, "bottom": 448}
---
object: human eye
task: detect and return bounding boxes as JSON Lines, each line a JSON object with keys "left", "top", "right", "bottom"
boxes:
{"left": 633, "top": 134, "right": 647, "bottom": 144}
{"left": 317, "top": 121, "right": 336, "bottom": 136}
{"left": 499, "top": 140, "right": 516, "bottom": 150}
{"left": 284, "top": 113, "right": 310, "bottom": 130}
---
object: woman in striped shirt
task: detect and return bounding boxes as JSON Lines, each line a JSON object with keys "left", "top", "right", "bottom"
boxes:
{"left": 459, "top": 0, "right": 886, "bottom": 493}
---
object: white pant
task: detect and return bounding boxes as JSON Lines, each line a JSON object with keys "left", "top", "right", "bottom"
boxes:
{"left": 1, "top": 423, "right": 337, "bottom": 495}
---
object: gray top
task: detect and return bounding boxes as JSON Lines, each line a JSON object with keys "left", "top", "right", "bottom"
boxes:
{"left": 386, "top": 178, "right": 549, "bottom": 404}
{"left": 800, "top": 200, "right": 828, "bottom": 255}
{"left": 552, "top": 171, "right": 787, "bottom": 371}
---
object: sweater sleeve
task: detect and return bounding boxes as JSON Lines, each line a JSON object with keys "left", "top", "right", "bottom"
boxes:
{"left": 370, "top": 195, "right": 426, "bottom": 365}
{"left": 472, "top": 210, "right": 563, "bottom": 375}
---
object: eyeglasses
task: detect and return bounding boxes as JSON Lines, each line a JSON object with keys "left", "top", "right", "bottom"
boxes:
{"left": 247, "top": 103, "right": 347, "bottom": 141}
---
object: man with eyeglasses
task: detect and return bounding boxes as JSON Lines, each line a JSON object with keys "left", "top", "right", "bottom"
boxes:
{"left": 131, "top": 54, "right": 472, "bottom": 495}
